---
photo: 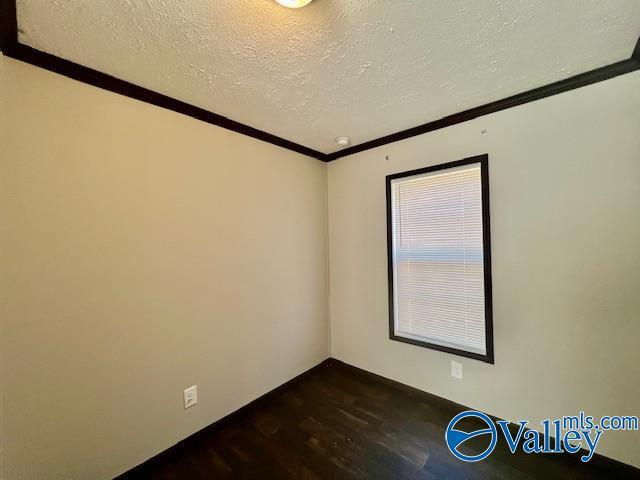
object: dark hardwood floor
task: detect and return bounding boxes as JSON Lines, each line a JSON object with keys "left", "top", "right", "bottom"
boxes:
{"left": 118, "top": 360, "right": 638, "bottom": 479}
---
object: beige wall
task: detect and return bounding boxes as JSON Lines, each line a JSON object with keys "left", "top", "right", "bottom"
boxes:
{"left": 0, "top": 55, "right": 329, "bottom": 479}
{"left": 327, "top": 71, "right": 640, "bottom": 467}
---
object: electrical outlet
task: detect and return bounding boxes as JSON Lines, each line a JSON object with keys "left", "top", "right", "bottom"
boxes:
{"left": 184, "top": 385, "right": 198, "bottom": 409}
{"left": 451, "top": 361, "right": 463, "bottom": 379}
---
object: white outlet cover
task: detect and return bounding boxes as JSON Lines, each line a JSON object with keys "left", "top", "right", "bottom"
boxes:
{"left": 451, "top": 361, "right": 463, "bottom": 380}
{"left": 184, "top": 385, "right": 198, "bottom": 409}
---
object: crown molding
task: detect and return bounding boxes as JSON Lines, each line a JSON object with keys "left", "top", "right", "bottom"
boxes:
{"left": 2, "top": 3, "right": 638, "bottom": 163}
{"left": 326, "top": 41, "right": 640, "bottom": 161}
{"left": 0, "top": 0, "right": 17, "bottom": 50}
{"left": 1, "top": 42, "right": 327, "bottom": 160}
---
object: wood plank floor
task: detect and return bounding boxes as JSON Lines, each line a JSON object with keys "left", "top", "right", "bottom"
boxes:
{"left": 118, "top": 360, "right": 638, "bottom": 479}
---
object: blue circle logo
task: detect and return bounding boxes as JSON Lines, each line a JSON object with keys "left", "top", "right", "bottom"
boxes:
{"left": 445, "top": 410, "right": 497, "bottom": 462}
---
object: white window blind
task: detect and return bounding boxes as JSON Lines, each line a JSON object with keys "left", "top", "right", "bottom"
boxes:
{"left": 389, "top": 162, "right": 488, "bottom": 357}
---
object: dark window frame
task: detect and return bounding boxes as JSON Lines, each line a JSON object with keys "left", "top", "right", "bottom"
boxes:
{"left": 386, "top": 154, "right": 494, "bottom": 364}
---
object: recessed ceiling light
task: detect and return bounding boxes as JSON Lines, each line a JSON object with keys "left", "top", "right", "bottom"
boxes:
{"left": 274, "top": 0, "right": 313, "bottom": 8}
{"left": 335, "top": 136, "right": 351, "bottom": 147}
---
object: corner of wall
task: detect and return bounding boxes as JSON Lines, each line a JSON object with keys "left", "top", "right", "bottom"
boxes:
{"left": 323, "top": 162, "right": 333, "bottom": 357}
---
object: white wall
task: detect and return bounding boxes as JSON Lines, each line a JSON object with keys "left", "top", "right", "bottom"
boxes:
{"left": 327, "top": 71, "right": 640, "bottom": 467}
{"left": 0, "top": 55, "right": 329, "bottom": 480}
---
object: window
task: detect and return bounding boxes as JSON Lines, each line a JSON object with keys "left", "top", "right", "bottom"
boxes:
{"left": 386, "top": 155, "right": 493, "bottom": 363}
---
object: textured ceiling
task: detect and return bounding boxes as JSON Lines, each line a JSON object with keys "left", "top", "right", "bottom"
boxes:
{"left": 16, "top": 1, "right": 640, "bottom": 154}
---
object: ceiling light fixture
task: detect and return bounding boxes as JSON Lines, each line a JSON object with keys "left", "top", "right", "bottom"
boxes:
{"left": 274, "top": 0, "right": 313, "bottom": 8}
